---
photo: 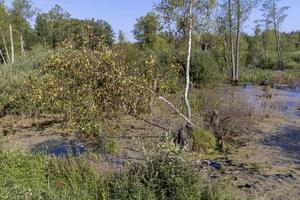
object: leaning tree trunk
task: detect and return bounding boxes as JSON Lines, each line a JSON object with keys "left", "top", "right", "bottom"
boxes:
{"left": 184, "top": 0, "right": 193, "bottom": 125}
{"left": 0, "top": 50, "right": 6, "bottom": 65}
{"left": 9, "top": 25, "right": 14, "bottom": 63}
{"left": 260, "top": 32, "right": 265, "bottom": 61}
{"left": 235, "top": 0, "right": 241, "bottom": 83}
{"left": 20, "top": 30, "right": 25, "bottom": 55}
{"left": 228, "top": 0, "right": 236, "bottom": 83}
{"left": 0, "top": 27, "right": 10, "bottom": 62}
{"left": 273, "top": 15, "right": 283, "bottom": 69}
{"left": 222, "top": 31, "right": 229, "bottom": 73}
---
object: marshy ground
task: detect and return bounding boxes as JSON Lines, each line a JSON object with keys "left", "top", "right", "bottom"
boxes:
{"left": 1, "top": 86, "right": 300, "bottom": 199}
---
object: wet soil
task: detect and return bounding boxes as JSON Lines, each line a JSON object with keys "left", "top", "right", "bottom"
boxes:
{"left": 209, "top": 86, "right": 300, "bottom": 200}
{"left": 1, "top": 86, "right": 300, "bottom": 199}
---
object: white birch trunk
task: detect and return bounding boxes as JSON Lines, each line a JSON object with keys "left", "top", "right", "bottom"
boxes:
{"left": 9, "top": 25, "right": 14, "bottom": 63}
{"left": 184, "top": 0, "right": 193, "bottom": 123}
{"left": 0, "top": 50, "right": 7, "bottom": 65}
{"left": 0, "top": 27, "right": 10, "bottom": 62}
{"left": 20, "top": 31, "right": 25, "bottom": 54}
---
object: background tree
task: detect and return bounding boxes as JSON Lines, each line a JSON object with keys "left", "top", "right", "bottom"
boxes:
{"left": 35, "top": 5, "right": 114, "bottom": 48}
{"left": 35, "top": 5, "right": 71, "bottom": 48}
{"left": 10, "top": 0, "right": 36, "bottom": 51}
{"left": 117, "top": 30, "right": 126, "bottom": 44}
{"left": 157, "top": 0, "right": 216, "bottom": 129}
{"left": 0, "top": 2, "right": 10, "bottom": 63}
{"left": 261, "top": 0, "right": 289, "bottom": 69}
{"left": 133, "top": 12, "right": 161, "bottom": 49}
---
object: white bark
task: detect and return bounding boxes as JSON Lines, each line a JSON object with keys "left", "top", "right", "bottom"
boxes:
{"left": 0, "top": 50, "right": 6, "bottom": 65}
{"left": 235, "top": 0, "right": 241, "bottom": 82}
{"left": 9, "top": 25, "right": 14, "bottom": 63}
{"left": 228, "top": 0, "right": 236, "bottom": 82}
{"left": 184, "top": 0, "right": 193, "bottom": 122}
{"left": 20, "top": 31, "right": 25, "bottom": 54}
{"left": 0, "top": 27, "right": 10, "bottom": 62}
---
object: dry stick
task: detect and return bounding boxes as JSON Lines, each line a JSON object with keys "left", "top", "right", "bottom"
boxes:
{"left": 126, "top": 79, "right": 195, "bottom": 127}
{"left": 0, "top": 50, "right": 7, "bottom": 65}
{"left": 9, "top": 25, "right": 14, "bottom": 63}
{"left": 0, "top": 27, "right": 10, "bottom": 62}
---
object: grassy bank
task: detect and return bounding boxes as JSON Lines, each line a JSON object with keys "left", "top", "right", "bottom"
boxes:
{"left": 0, "top": 143, "right": 232, "bottom": 200}
{"left": 239, "top": 68, "right": 300, "bottom": 85}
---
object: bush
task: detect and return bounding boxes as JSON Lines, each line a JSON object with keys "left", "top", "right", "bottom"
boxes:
{"left": 287, "top": 51, "right": 300, "bottom": 64}
{"left": 195, "top": 88, "right": 257, "bottom": 151}
{"left": 192, "top": 129, "right": 216, "bottom": 154}
{"left": 190, "top": 50, "right": 220, "bottom": 86}
{"left": 0, "top": 47, "right": 52, "bottom": 117}
{"left": 3, "top": 45, "right": 153, "bottom": 131}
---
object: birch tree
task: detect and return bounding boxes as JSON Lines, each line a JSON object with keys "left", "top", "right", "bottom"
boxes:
{"left": 261, "top": 0, "right": 289, "bottom": 69}
{"left": 9, "top": 25, "right": 14, "bottom": 63}
{"left": 157, "top": 0, "right": 216, "bottom": 127}
{"left": 223, "top": 0, "right": 257, "bottom": 82}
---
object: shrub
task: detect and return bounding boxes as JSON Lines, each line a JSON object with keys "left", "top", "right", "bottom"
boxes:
{"left": 109, "top": 143, "right": 203, "bottom": 200}
{"left": 192, "top": 129, "right": 216, "bottom": 154}
{"left": 3, "top": 45, "right": 153, "bottom": 131}
{"left": 287, "top": 51, "right": 300, "bottom": 64}
{"left": 0, "top": 46, "right": 51, "bottom": 110}
{"left": 189, "top": 50, "right": 220, "bottom": 86}
{"left": 195, "top": 88, "right": 257, "bottom": 151}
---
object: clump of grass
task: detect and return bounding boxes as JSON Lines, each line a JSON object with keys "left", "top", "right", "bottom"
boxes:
{"left": 192, "top": 129, "right": 216, "bottom": 154}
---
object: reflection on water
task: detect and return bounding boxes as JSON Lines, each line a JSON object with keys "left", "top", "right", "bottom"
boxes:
{"left": 48, "top": 142, "right": 85, "bottom": 157}
{"left": 32, "top": 140, "right": 86, "bottom": 157}
{"left": 241, "top": 84, "right": 300, "bottom": 117}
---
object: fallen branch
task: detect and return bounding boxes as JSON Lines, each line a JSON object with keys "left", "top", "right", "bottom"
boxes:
{"left": 126, "top": 78, "right": 195, "bottom": 127}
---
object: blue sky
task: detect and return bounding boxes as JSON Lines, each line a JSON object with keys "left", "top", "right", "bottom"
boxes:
{"left": 5, "top": 0, "right": 300, "bottom": 41}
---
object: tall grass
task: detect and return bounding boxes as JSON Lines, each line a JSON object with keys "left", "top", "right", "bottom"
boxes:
{"left": 239, "top": 68, "right": 300, "bottom": 85}
{"left": 0, "top": 143, "right": 233, "bottom": 200}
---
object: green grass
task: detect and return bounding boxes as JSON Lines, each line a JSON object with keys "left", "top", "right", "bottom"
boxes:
{"left": 0, "top": 143, "right": 234, "bottom": 200}
{"left": 239, "top": 68, "right": 300, "bottom": 85}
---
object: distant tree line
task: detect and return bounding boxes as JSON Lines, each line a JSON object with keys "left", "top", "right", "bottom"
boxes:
{"left": 0, "top": 0, "right": 299, "bottom": 72}
{"left": 0, "top": 0, "right": 114, "bottom": 64}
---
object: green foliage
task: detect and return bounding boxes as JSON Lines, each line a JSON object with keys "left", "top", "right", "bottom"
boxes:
{"left": 192, "top": 129, "right": 216, "bottom": 154}
{"left": 0, "top": 46, "right": 51, "bottom": 111}
{"left": 0, "top": 151, "right": 106, "bottom": 199}
{"left": 0, "top": 147, "right": 233, "bottom": 200}
{"left": 239, "top": 68, "right": 300, "bottom": 85}
{"left": 109, "top": 150, "right": 202, "bottom": 200}
{"left": 133, "top": 12, "right": 160, "bottom": 49}
{"left": 4, "top": 44, "right": 152, "bottom": 132}
{"left": 189, "top": 50, "right": 220, "bottom": 86}
{"left": 35, "top": 4, "right": 114, "bottom": 48}
{"left": 239, "top": 68, "right": 276, "bottom": 84}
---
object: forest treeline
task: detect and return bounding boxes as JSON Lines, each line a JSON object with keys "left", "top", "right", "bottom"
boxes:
{"left": 1, "top": 0, "right": 299, "bottom": 76}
